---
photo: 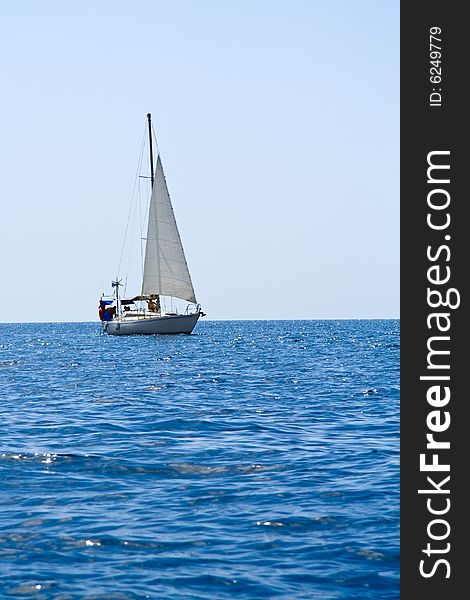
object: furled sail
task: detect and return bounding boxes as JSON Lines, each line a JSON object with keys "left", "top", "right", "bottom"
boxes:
{"left": 141, "top": 155, "right": 196, "bottom": 303}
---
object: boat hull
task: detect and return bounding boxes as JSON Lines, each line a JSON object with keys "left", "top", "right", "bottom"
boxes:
{"left": 103, "top": 312, "right": 200, "bottom": 336}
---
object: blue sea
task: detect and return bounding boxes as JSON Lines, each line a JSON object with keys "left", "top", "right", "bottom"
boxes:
{"left": 0, "top": 320, "right": 399, "bottom": 599}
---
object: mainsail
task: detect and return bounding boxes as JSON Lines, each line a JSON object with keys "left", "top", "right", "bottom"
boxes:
{"left": 141, "top": 155, "right": 196, "bottom": 303}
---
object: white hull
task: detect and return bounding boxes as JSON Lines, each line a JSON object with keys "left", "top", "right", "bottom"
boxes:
{"left": 103, "top": 312, "right": 200, "bottom": 336}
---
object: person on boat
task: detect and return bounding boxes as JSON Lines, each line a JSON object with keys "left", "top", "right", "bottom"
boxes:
{"left": 147, "top": 296, "right": 160, "bottom": 312}
{"left": 99, "top": 300, "right": 114, "bottom": 321}
{"left": 99, "top": 300, "right": 108, "bottom": 321}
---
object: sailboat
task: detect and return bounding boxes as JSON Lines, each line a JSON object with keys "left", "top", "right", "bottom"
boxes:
{"left": 100, "top": 114, "right": 204, "bottom": 335}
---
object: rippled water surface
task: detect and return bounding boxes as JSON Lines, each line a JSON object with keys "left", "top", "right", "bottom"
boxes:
{"left": 0, "top": 320, "right": 399, "bottom": 599}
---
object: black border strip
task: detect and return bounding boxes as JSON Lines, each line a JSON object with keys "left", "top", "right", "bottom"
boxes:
{"left": 401, "top": 3, "right": 466, "bottom": 597}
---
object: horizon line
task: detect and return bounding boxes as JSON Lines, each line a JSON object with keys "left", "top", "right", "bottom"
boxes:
{"left": 1, "top": 317, "right": 400, "bottom": 325}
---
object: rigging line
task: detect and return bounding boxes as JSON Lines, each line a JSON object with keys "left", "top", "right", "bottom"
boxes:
{"left": 140, "top": 120, "right": 160, "bottom": 283}
{"left": 151, "top": 122, "right": 160, "bottom": 158}
{"left": 125, "top": 188, "right": 140, "bottom": 290}
{"left": 124, "top": 194, "right": 139, "bottom": 290}
{"left": 138, "top": 170, "right": 145, "bottom": 282}
{"left": 117, "top": 122, "right": 147, "bottom": 278}
{"left": 139, "top": 150, "right": 152, "bottom": 281}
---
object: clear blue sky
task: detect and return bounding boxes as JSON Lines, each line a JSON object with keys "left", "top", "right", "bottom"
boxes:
{"left": 0, "top": 0, "right": 399, "bottom": 322}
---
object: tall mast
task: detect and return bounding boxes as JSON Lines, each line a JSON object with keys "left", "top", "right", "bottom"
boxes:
{"left": 147, "top": 113, "right": 155, "bottom": 188}
{"left": 146, "top": 113, "right": 160, "bottom": 313}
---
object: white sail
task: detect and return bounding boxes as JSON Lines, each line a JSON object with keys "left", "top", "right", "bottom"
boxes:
{"left": 142, "top": 155, "right": 197, "bottom": 303}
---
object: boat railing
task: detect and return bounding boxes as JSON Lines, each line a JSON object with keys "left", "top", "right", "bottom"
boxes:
{"left": 121, "top": 308, "right": 168, "bottom": 320}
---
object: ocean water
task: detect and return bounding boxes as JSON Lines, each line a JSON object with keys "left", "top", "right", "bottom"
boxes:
{"left": 0, "top": 320, "right": 399, "bottom": 599}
